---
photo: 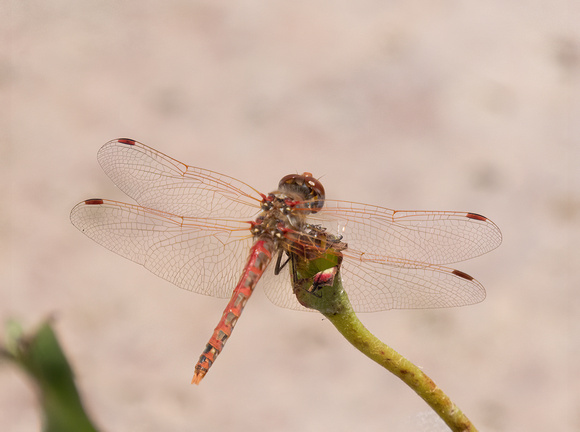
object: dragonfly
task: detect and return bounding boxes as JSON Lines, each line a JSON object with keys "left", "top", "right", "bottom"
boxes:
{"left": 70, "top": 138, "right": 502, "bottom": 384}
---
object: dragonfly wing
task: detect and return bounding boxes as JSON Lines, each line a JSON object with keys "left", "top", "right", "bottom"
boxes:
{"left": 97, "top": 139, "right": 262, "bottom": 218}
{"left": 70, "top": 199, "right": 253, "bottom": 298}
{"left": 259, "top": 253, "right": 485, "bottom": 313}
{"left": 312, "top": 200, "right": 502, "bottom": 265}
{"left": 340, "top": 256, "right": 486, "bottom": 312}
{"left": 260, "top": 256, "right": 310, "bottom": 311}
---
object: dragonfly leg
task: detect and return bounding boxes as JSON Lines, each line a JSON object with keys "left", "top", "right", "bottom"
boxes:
{"left": 273, "top": 251, "right": 290, "bottom": 275}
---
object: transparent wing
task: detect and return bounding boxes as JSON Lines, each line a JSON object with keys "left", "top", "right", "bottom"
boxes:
{"left": 310, "top": 200, "right": 502, "bottom": 265}
{"left": 339, "top": 256, "right": 486, "bottom": 312}
{"left": 261, "top": 255, "right": 486, "bottom": 313}
{"left": 70, "top": 199, "right": 254, "bottom": 298}
{"left": 97, "top": 138, "right": 263, "bottom": 218}
{"left": 260, "top": 254, "right": 305, "bottom": 310}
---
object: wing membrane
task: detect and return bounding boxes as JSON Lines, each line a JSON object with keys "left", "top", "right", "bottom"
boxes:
{"left": 97, "top": 139, "right": 262, "bottom": 218}
{"left": 262, "top": 253, "right": 486, "bottom": 313}
{"left": 340, "top": 257, "right": 486, "bottom": 312}
{"left": 311, "top": 200, "right": 502, "bottom": 265}
{"left": 70, "top": 199, "right": 253, "bottom": 298}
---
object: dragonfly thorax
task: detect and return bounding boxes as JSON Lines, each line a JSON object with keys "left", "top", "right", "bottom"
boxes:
{"left": 253, "top": 193, "right": 309, "bottom": 241}
{"left": 251, "top": 184, "right": 346, "bottom": 263}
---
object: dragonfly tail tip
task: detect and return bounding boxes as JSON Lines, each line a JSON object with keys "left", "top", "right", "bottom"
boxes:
{"left": 191, "top": 372, "right": 205, "bottom": 385}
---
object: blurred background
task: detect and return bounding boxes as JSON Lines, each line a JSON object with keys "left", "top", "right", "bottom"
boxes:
{"left": 2, "top": 1, "right": 577, "bottom": 431}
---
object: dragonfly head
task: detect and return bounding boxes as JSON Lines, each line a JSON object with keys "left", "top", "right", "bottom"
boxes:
{"left": 278, "top": 172, "right": 325, "bottom": 213}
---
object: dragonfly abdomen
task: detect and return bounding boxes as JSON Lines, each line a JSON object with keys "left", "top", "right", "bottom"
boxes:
{"left": 192, "top": 237, "right": 274, "bottom": 384}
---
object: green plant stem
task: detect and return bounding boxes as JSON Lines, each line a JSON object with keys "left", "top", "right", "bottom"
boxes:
{"left": 291, "top": 253, "right": 478, "bottom": 432}
{"left": 324, "top": 302, "right": 476, "bottom": 432}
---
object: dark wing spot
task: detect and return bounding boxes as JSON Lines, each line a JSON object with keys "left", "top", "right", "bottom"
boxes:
{"left": 466, "top": 212, "right": 487, "bottom": 222}
{"left": 84, "top": 199, "right": 104, "bottom": 205}
{"left": 452, "top": 269, "right": 474, "bottom": 281}
{"left": 117, "top": 138, "right": 136, "bottom": 145}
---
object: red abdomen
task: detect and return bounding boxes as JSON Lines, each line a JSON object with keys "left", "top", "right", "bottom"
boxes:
{"left": 192, "top": 238, "right": 274, "bottom": 384}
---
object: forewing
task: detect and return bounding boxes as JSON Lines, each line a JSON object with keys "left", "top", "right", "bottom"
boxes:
{"left": 70, "top": 199, "right": 253, "bottom": 298}
{"left": 311, "top": 200, "right": 502, "bottom": 265}
{"left": 97, "top": 139, "right": 262, "bottom": 218}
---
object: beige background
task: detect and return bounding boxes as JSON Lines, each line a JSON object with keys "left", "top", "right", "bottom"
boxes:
{"left": 2, "top": 1, "right": 578, "bottom": 431}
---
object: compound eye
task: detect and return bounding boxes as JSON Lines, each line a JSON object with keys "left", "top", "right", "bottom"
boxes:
{"left": 278, "top": 174, "right": 300, "bottom": 190}
{"left": 278, "top": 173, "right": 325, "bottom": 213}
{"left": 301, "top": 172, "right": 325, "bottom": 203}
